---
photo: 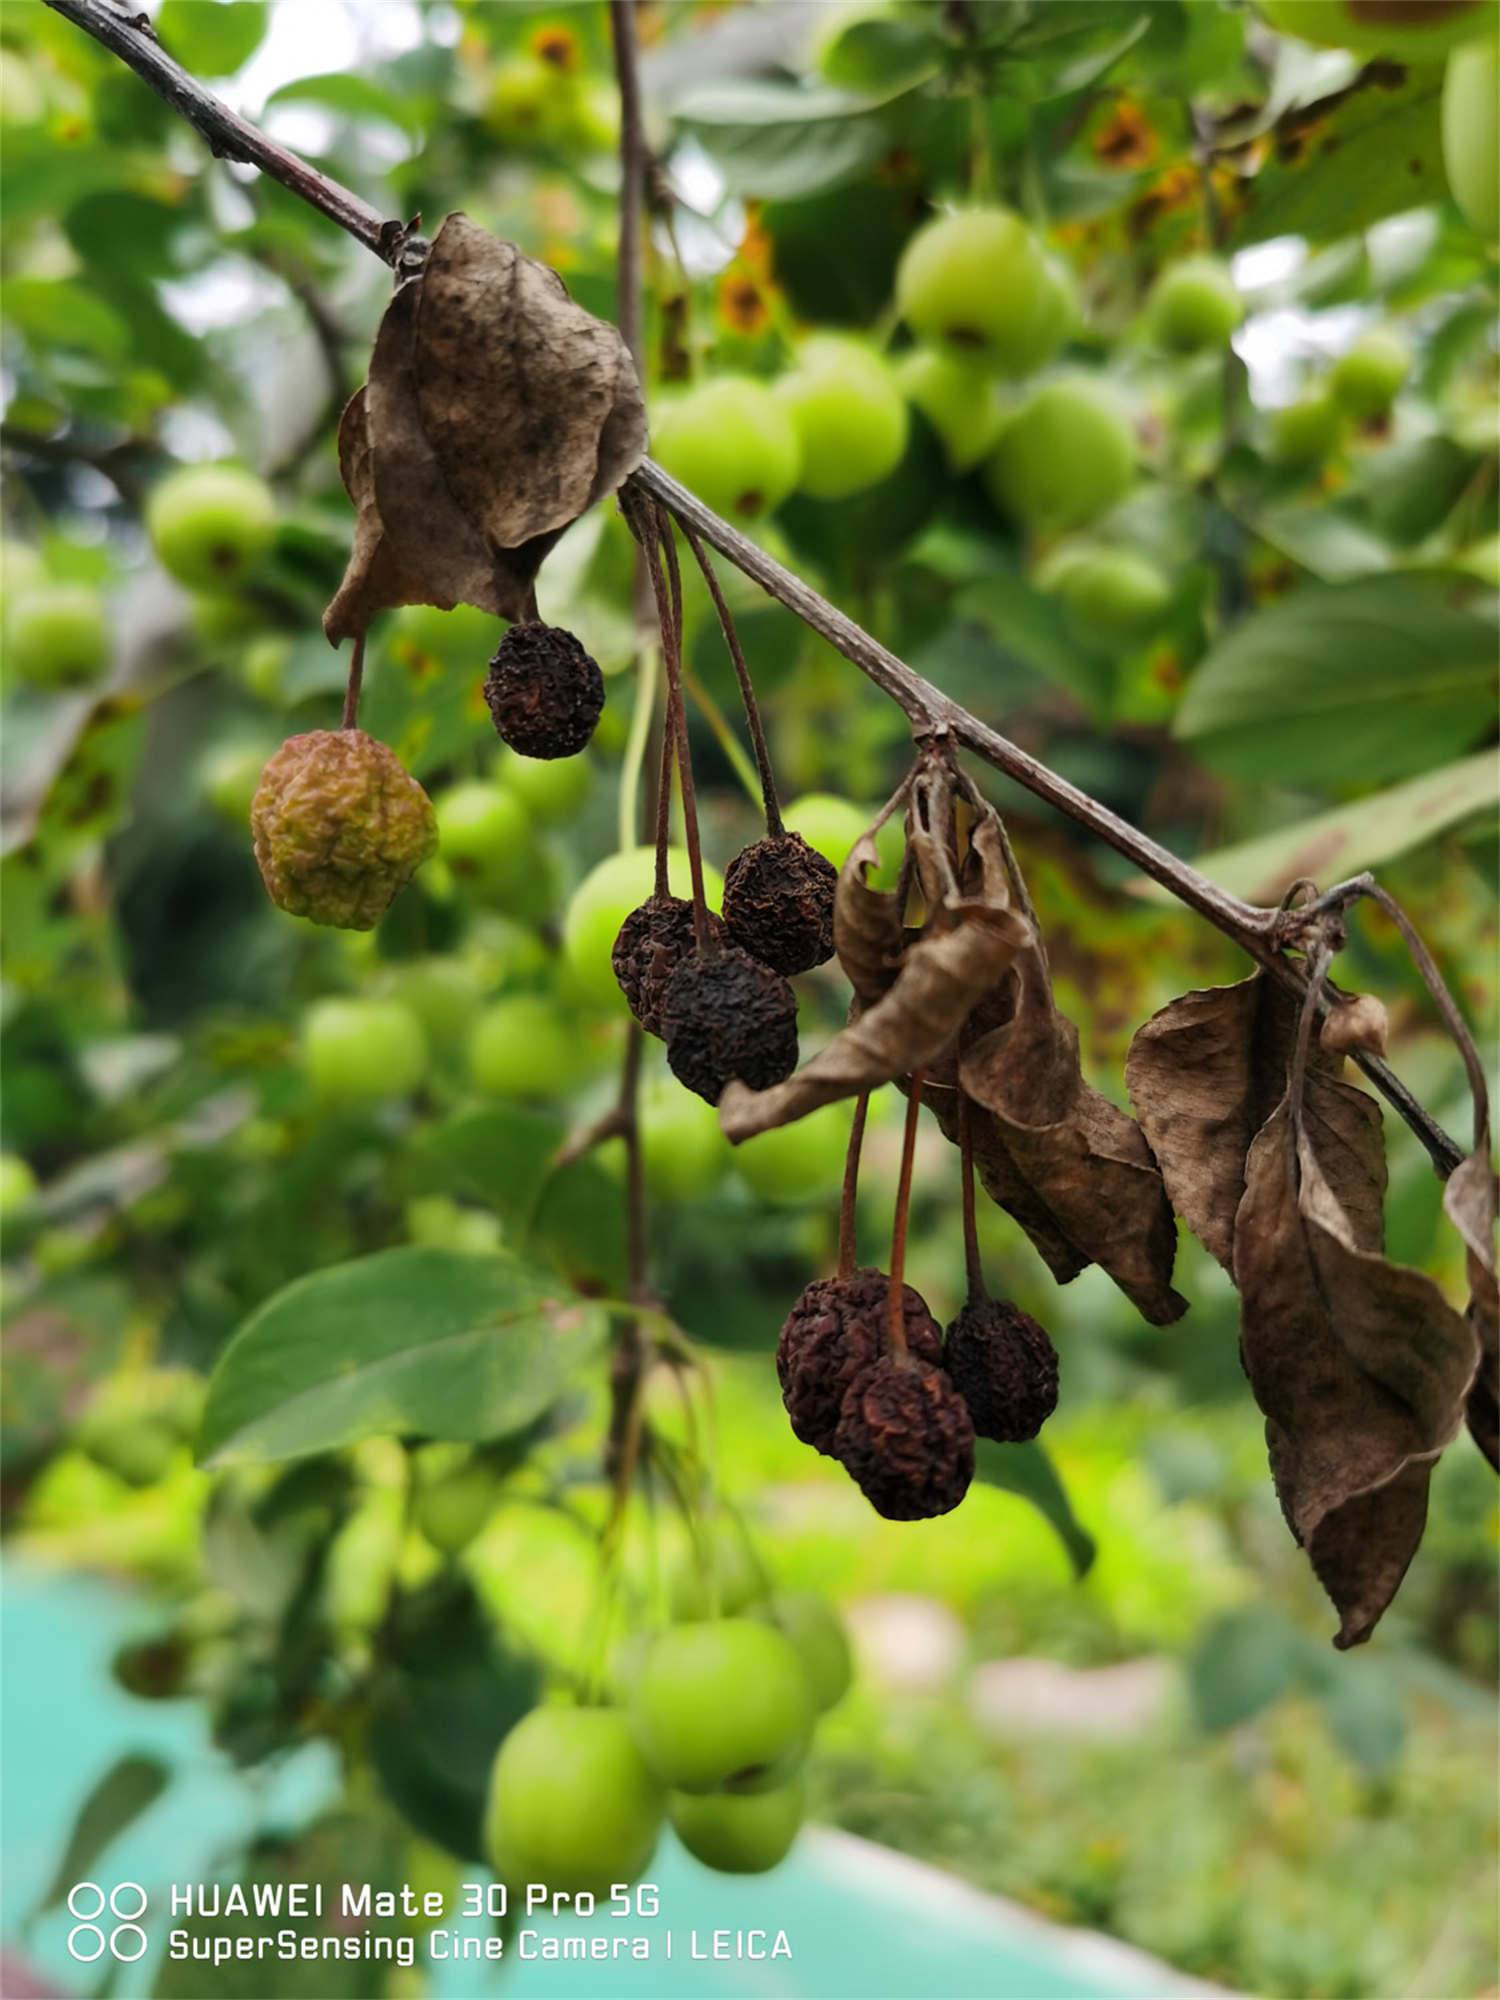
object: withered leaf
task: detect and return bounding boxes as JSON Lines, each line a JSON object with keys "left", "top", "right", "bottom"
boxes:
{"left": 959, "top": 952, "right": 1187, "bottom": 1325}
{"left": 719, "top": 902, "right": 1032, "bottom": 1144}
{"left": 323, "top": 386, "right": 432, "bottom": 645}
{"left": 1125, "top": 972, "right": 1342, "bottom": 1275}
{"left": 413, "top": 214, "right": 646, "bottom": 549}
{"left": 833, "top": 830, "right": 906, "bottom": 1010}
{"left": 922, "top": 1081, "right": 1091, "bottom": 1286}
{"left": 1234, "top": 1096, "right": 1480, "bottom": 1646}
{"left": 1443, "top": 1137, "right": 1499, "bottom": 1469}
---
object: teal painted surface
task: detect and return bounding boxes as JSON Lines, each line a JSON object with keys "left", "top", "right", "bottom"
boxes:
{"left": 2, "top": 1567, "right": 1188, "bottom": 2000}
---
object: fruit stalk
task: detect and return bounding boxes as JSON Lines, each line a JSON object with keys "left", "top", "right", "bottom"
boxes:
{"left": 40, "top": 0, "right": 1467, "bottom": 1180}
{"left": 837, "top": 1092, "right": 870, "bottom": 1285}
{"left": 340, "top": 631, "right": 365, "bottom": 732}
{"left": 887, "top": 1072, "right": 926, "bottom": 1362}
{"left": 679, "top": 521, "right": 785, "bottom": 838}
{"left": 957, "top": 1089, "right": 985, "bottom": 1307}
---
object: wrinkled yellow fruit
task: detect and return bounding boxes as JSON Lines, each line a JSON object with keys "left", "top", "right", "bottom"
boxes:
{"left": 251, "top": 729, "right": 437, "bottom": 930}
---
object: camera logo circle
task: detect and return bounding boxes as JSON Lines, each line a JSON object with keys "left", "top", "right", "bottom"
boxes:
{"left": 67, "top": 1883, "right": 149, "bottom": 1963}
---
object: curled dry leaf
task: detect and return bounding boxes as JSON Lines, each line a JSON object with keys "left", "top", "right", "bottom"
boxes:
{"left": 958, "top": 955, "right": 1187, "bottom": 1326}
{"left": 1234, "top": 1095, "right": 1480, "bottom": 1646}
{"left": 1444, "top": 1135, "right": 1499, "bottom": 1470}
{"left": 1125, "top": 972, "right": 1341, "bottom": 1275}
{"left": 719, "top": 900, "right": 1032, "bottom": 1144}
{"left": 833, "top": 830, "right": 906, "bottom": 1010}
{"left": 324, "top": 213, "right": 646, "bottom": 643}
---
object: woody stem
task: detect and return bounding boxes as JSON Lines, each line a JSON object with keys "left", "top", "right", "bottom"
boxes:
{"left": 888, "top": 1072, "right": 926, "bottom": 1362}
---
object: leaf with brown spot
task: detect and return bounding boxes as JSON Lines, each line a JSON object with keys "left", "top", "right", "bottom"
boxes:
{"left": 1234, "top": 1094, "right": 1480, "bottom": 1646}
{"left": 719, "top": 901, "right": 1032, "bottom": 1144}
{"left": 413, "top": 214, "right": 646, "bottom": 549}
{"left": 1125, "top": 972, "right": 1342, "bottom": 1275}
{"left": 834, "top": 829, "right": 906, "bottom": 1010}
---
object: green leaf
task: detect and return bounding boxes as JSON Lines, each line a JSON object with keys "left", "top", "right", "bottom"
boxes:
{"left": 1316, "top": 1660, "right": 1407, "bottom": 1778}
{"left": 199, "top": 1247, "right": 606, "bottom": 1466}
{"left": 1236, "top": 70, "right": 1445, "bottom": 245}
{"left": 973, "top": 1439, "right": 1096, "bottom": 1578}
{"left": 418, "top": 1106, "right": 567, "bottom": 1234}
{"left": 1189, "top": 1606, "right": 1302, "bottom": 1732}
{"left": 268, "top": 71, "right": 425, "bottom": 135}
{"left": 1151, "top": 751, "right": 1498, "bottom": 906}
{"left": 816, "top": 16, "right": 945, "bottom": 95}
{"left": 33, "top": 1754, "right": 169, "bottom": 1917}
{"left": 1355, "top": 435, "right": 1481, "bottom": 547}
{"left": 3, "top": 278, "right": 130, "bottom": 360}
{"left": 64, "top": 191, "right": 190, "bottom": 277}
{"left": 1174, "top": 577, "right": 1497, "bottom": 784}
{"left": 674, "top": 81, "right": 896, "bottom": 199}
{"left": 956, "top": 567, "right": 1115, "bottom": 719}
{"left": 762, "top": 183, "right": 915, "bottom": 325}
{"left": 155, "top": 0, "right": 269, "bottom": 76}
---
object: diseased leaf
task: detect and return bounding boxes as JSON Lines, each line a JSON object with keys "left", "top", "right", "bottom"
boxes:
{"left": 1126, "top": 972, "right": 1339, "bottom": 1273}
{"left": 1234, "top": 1098, "right": 1479, "bottom": 1647}
{"left": 323, "top": 383, "right": 439, "bottom": 644}
{"left": 833, "top": 829, "right": 905, "bottom": 1009}
{"left": 959, "top": 951, "right": 1187, "bottom": 1326}
{"left": 720, "top": 899, "right": 1031, "bottom": 1143}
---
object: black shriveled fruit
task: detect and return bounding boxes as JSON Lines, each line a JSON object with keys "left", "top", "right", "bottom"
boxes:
{"left": 722, "top": 831, "right": 837, "bottom": 976}
{"left": 833, "top": 1354, "right": 975, "bottom": 1521}
{"left": 944, "top": 1298, "right": 1059, "bottom": 1443}
{"left": 661, "top": 945, "right": 799, "bottom": 1105}
{"left": 484, "top": 621, "right": 604, "bottom": 759}
{"left": 612, "top": 894, "right": 726, "bottom": 1038}
{"left": 777, "top": 1268, "right": 943, "bottom": 1456}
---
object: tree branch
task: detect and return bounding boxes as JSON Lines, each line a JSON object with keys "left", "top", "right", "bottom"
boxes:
{"left": 40, "top": 0, "right": 1470, "bottom": 1180}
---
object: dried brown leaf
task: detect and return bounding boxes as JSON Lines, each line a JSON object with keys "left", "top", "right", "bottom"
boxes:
{"left": 413, "top": 214, "right": 646, "bottom": 548}
{"left": 1444, "top": 1139, "right": 1499, "bottom": 1469}
{"left": 719, "top": 903, "right": 1031, "bottom": 1144}
{"left": 1234, "top": 1096, "right": 1480, "bottom": 1646}
{"left": 322, "top": 387, "right": 430, "bottom": 645}
{"left": 1126, "top": 972, "right": 1341, "bottom": 1274}
{"left": 959, "top": 952, "right": 1186, "bottom": 1324}
{"left": 834, "top": 830, "right": 906, "bottom": 1010}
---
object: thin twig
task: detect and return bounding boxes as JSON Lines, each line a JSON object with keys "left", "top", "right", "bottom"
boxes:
{"left": 887, "top": 1070, "right": 926, "bottom": 1360}
{"left": 679, "top": 523, "right": 783, "bottom": 836}
{"left": 1, "top": 421, "right": 149, "bottom": 510}
{"left": 838, "top": 1092, "right": 870, "bottom": 1284}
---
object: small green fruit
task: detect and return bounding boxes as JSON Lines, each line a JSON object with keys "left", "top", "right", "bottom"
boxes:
{"left": 668, "top": 1521, "right": 766, "bottom": 1621}
{"left": 757, "top": 1593, "right": 853, "bottom": 1713}
{"left": 202, "top": 742, "right": 269, "bottom": 824}
{"left": 734, "top": 1100, "right": 855, "bottom": 1206}
{"left": 652, "top": 379, "right": 802, "bottom": 523}
{"left": 301, "top": 997, "right": 428, "bottom": 1103}
{"left": 1329, "top": 330, "right": 1411, "bottom": 418}
{"left": 897, "top": 349, "right": 1005, "bottom": 473}
{"left": 1145, "top": 255, "right": 1243, "bottom": 354}
{"left": 433, "top": 782, "right": 531, "bottom": 895}
{"left": 384, "top": 957, "right": 485, "bottom": 1048}
{"left": 1269, "top": 391, "right": 1345, "bottom": 467}
{"left": 895, "top": 207, "right": 1054, "bottom": 374}
{"left": 628, "top": 1619, "right": 814, "bottom": 1795}
{"left": 781, "top": 795, "right": 901, "bottom": 876}
{"left": 493, "top": 745, "right": 593, "bottom": 823}
{"left": 985, "top": 377, "right": 1135, "bottom": 533}
{"left": 775, "top": 338, "right": 908, "bottom": 500}
{"left": 147, "top": 463, "right": 276, "bottom": 592}
{"left": 670, "top": 1777, "right": 805, "bottom": 1875}
{"left": 1040, "top": 546, "right": 1172, "bottom": 647}
{"left": 469, "top": 995, "right": 578, "bottom": 1100}
{"left": 634, "top": 1083, "right": 731, "bottom": 1204}
{"left": 413, "top": 1458, "right": 498, "bottom": 1556}
{"left": 1443, "top": 39, "right": 1500, "bottom": 239}
{"left": 0, "top": 540, "right": 46, "bottom": 625}
{"left": 485, "top": 1707, "right": 664, "bottom": 1897}
{"left": 484, "top": 56, "right": 575, "bottom": 143}
{"left": 7, "top": 584, "right": 109, "bottom": 687}
{"left": 563, "top": 846, "right": 725, "bottom": 1009}
{"left": 0, "top": 1152, "right": 37, "bottom": 1219}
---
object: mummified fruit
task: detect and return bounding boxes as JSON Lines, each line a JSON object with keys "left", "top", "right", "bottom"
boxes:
{"left": 776, "top": 1267, "right": 943, "bottom": 1455}
{"left": 661, "top": 945, "right": 798, "bottom": 1104}
{"left": 484, "top": 621, "right": 605, "bottom": 759}
{"left": 944, "top": 1298, "right": 1059, "bottom": 1444}
{"left": 612, "top": 894, "right": 726, "bottom": 1037}
{"left": 833, "top": 1353, "right": 975, "bottom": 1521}
{"left": 251, "top": 729, "right": 437, "bottom": 930}
{"left": 722, "top": 831, "right": 837, "bottom": 977}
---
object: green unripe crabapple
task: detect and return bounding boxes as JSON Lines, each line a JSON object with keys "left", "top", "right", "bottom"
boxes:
{"left": 202, "top": 742, "right": 270, "bottom": 824}
{"left": 1443, "top": 39, "right": 1499, "bottom": 240}
{"left": 433, "top": 782, "right": 530, "bottom": 895}
{"left": 563, "top": 846, "right": 725, "bottom": 1009}
{"left": 602, "top": 1082, "right": 730, "bottom": 1205}
{"left": 485, "top": 1706, "right": 664, "bottom": 1898}
{"left": 781, "top": 795, "right": 902, "bottom": 878}
{"left": 147, "top": 463, "right": 276, "bottom": 592}
{"left": 412, "top": 1449, "right": 499, "bottom": 1556}
{"left": 756, "top": 1593, "right": 853, "bottom": 1713}
{"left": 651, "top": 378, "right": 802, "bottom": 523}
{"left": 734, "top": 1099, "right": 856, "bottom": 1206}
{"left": 775, "top": 338, "right": 908, "bottom": 500}
{"left": 895, "top": 207, "right": 1055, "bottom": 375}
{"left": 1146, "top": 255, "right": 1243, "bottom": 354}
{"left": 670, "top": 1777, "right": 806, "bottom": 1875}
{"left": 7, "top": 584, "right": 109, "bottom": 687}
{"left": 301, "top": 997, "right": 428, "bottom": 1103}
{"left": 898, "top": 349, "right": 1004, "bottom": 473}
{"left": 1330, "top": 330, "right": 1411, "bottom": 419}
{"left": 383, "top": 957, "right": 485, "bottom": 1049}
{"left": 1040, "top": 546, "right": 1172, "bottom": 648}
{"left": 1257, "top": 0, "right": 1496, "bottom": 61}
{"left": 668, "top": 1520, "right": 766, "bottom": 1621}
{"left": 0, "top": 540, "right": 46, "bottom": 625}
{"left": 493, "top": 744, "right": 593, "bottom": 823}
{"left": 984, "top": 376, "right": 1136, "bottom": 533}
{"left": 628, "top": 1619, "right": 814, "bottom": 1794}
{"left": 1269, "top": 391, "right": 1345, "bottom": 468}
{"left": 995, "top": 255, "right": 1080, "bottom": 379}
{"left": 0, "top": 1152, "right": 37, "bottom": 1220}
{"left": 469, "top": 995, "right": 578, "bottom": 1100}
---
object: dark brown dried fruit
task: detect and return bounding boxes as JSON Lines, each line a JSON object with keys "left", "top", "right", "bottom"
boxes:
{"left": 662, "top": 945, "right": 799, "bottom": 1104}
{"left": 833, "top": 1354, "right": 975, "bottom": 1521}
{"left": 722, "top": 831, "right": 837, "bottom": 976}
{"left": 612, "top": 894, "right": 725, "bottom": 1038}
{"left": 484, "top": 621, "right": 604, "bottom": 759}
{"left": 777, "top": 1267, "right": 943, "bottom": 1455}
{"left": 944, "top": 1298, "right": 1059, "bottom": 1443}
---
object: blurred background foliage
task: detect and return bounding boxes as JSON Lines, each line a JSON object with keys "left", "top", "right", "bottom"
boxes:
{"left": 1, "top": 2, "right": 1496, "bottom": 1997}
